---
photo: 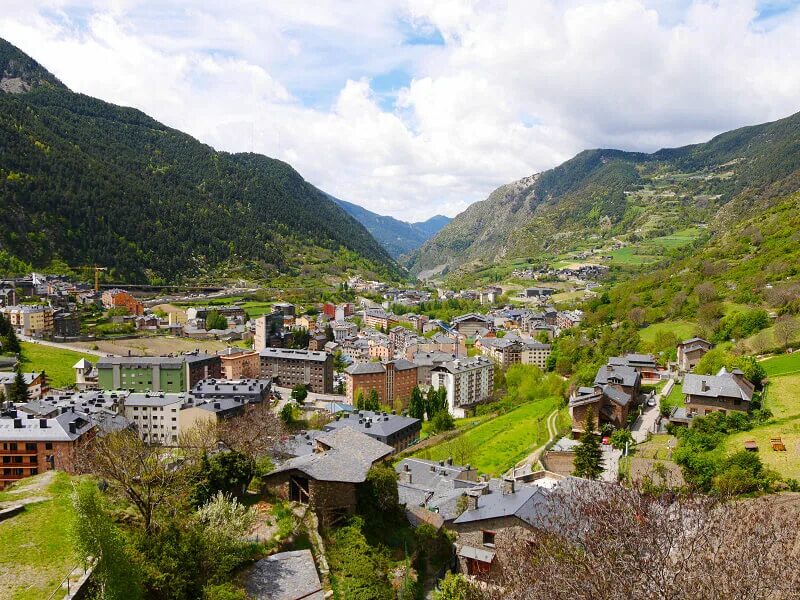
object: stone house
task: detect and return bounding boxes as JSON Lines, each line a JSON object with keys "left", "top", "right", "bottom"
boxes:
{"left": 676, "top": 337, "right": 714, "bottom": 372}
{"left": 682, "top": 367, "right": 754, "bottom": 416}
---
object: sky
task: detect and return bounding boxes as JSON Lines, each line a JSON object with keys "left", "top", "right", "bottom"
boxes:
{"left": 2, "top": 0, "right": 800, "bottom": 221}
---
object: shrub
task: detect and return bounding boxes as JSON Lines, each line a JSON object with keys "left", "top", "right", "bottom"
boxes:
{"left": 431, "top": 410, "right": 455, "bottom": 433}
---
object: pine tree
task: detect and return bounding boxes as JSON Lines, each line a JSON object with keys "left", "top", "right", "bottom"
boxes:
{"left": 573, "top": 407, "right": 604, "bottom": 480}
{"left": 9, "top": 368, "right": 30, "bottom": 404}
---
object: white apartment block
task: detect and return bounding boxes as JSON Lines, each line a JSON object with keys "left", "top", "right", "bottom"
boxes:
{"left": 431, "top": 357, "right": 494, "bottom": 418}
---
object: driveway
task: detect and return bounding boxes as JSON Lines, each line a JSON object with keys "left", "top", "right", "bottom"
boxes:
{"left": 631, "top": 403, "right": 660, "bottom": 443}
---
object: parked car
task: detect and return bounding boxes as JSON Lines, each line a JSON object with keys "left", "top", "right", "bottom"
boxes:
{"left": 602, "top": 436, "right": 611, "bottom": 445}
{"left": 647, "top": 397, "right": 657, "bottom": 407}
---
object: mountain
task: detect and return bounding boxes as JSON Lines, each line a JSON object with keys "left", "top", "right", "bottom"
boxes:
{"left": 334, "top": 198, "right": 451, "bottom": 258}
{"left": 0, "top": 38, "right": 399, "bottom": 284}
{"left": 407, "top": 110, "right": 800, "bottom": 278}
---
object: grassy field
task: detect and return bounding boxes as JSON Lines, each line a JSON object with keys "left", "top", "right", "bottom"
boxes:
{"left": 19, "top": 342, "right": 97, "bottom": 389}
{"left": 609, "top": 247, "right": 659, "bottom": 266}
{"left": 723, "top": 373, "right": 800, "bottom": 480}
{"left": 411, "top": 398, "right": 560, "bottom": 475}
{"left": 0, "top": 473, "right": 79, "bottom": 600}
{"left": 762, "top": 353, "right": 800, "bottom": 378}
{"left": 639, "top": 320, "right": 697, "bottom": 344}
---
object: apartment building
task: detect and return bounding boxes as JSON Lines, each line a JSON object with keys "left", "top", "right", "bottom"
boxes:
{"left": 218, "top": 347, "right": 260, "bottom": 379}
{"left": 101, "top": 289, "right": 144, "bottom": 316}
{"left": 364, "top": 308, "right": 397, "bottom": 330}
{"left": 123, "top": 393, "right": 185, "bottom": 444}
{"left": 259, "top": 348, "right": 334, "bottom": 393}
{"left": 0, "top": 371, "right": 47, "bottom": 400}
{"left": 0, "top": 409, "right": 94, "bottom": 490}
{"left": 1, "top": 305, "right": 54, "bottom": 337}
{"left": 96, "top": 352, "right": 221, "bottom": 392}
{"left": 254, "top": 312, "right": 286, "bottom": 351}
{"left": 345, "top": 359, "right": 419, "bottom": 409}
{"left": 431, "top": 357, "right": 494, "bottom": 418}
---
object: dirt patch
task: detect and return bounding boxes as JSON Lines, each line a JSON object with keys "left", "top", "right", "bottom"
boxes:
{"left": 629, "top": 458, "right": 685, "bottom": 488}
{"left": 74, "top": 336, "right": 230, "bottom": 357}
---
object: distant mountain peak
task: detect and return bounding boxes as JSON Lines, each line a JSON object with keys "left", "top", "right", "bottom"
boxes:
{"left": 0, "top": 38, "right": 66, "bottom": 94}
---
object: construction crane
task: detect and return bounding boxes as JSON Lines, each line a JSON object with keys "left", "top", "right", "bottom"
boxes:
{"left": 93, "top": 266, "right": 107, "bottom": 292}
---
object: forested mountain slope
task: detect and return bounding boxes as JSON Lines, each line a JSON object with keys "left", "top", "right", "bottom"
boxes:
{"left": 334, "top": 197, "right": 451, "bottom": 258}
{"left": 407, "top": 110, "right": 800, "bottom": 277}
{"left": 0, "top": 38, "right": 398, "bottom": 284}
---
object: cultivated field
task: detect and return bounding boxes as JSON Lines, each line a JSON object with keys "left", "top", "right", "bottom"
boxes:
{"left": 762, "top": 352, "right": 800, "bottom": 378}
{"left": 411, "top": 398, "right": 560, "bottom": 475}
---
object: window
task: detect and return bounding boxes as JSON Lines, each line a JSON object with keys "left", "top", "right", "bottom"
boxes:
{"left": 25, "top": 443, "right": 37, "bottom": 451}
{"left": 45, "top": 442, "right": 52, "bottom": 450}
{"left": 482, "top": 530, "right": 496, "bottom": 547}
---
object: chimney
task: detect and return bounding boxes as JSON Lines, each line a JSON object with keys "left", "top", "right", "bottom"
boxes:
{"left": 502, "top": 478, "right": 515, "bottom": 495}
{"left": 13, "top": 418, "right": 22, "bottom": 428}
{"left": 39, "top": 419, "right": 48, "bottom": 428}
{"left": 403, "top": 464, "right": 410, "bottom": 472}
{"left": 69, "top": 422, "right": 76, "bottom": 434}
{"left": 430, "top": 465, "right": 436, "bottom": 472}
{"left": 447, "top": 457, "right": 453, "bottom": 466}
{"left": 365, "top": 421, "right": 371, "bottom": 428}
{"left": 213, "top": 402, "right": 221, "bottom": 409}
{"left": 439, "top": 460, "right": 445, "bottom": 467}
{"left": 701, "top": 380, "right": 708, "bottom": 392}
{"left": 466, "top": 490, "right": 480, "bottom": 511}
{"left": 399, "top": 470, "right": 412, "bottom": 484}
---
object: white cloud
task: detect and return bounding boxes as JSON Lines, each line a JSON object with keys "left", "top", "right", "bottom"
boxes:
{"left": 1, "top": 0, "right": 800, "bottom": 221}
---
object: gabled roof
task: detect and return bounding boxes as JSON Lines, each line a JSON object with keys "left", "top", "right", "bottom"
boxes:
{"left": 594, "top": 364, "right": 640, "bottom": 388}
{"left": 682, "top": 370, "right": 754, "bottom": 402}
{"left": 452, "top": 313, "right": 493, "bottom": 325}
{"left": 246, "top": 550, "right": 324, "bottom": 600}
{"left": 345, "top": 362, "right": 384, "bottom": 375}
{"left": 602, "top": 384, "right": 631, "bottom": 407}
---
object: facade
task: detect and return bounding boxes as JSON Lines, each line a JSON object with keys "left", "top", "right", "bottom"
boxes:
{"left": 101, "top": 289, "right": 144, "bottom": 316}
{"left": 345, "top": 359, "right": 419, "bottom": 409}
{"left": 53, "top": 312, "right": 81, "bottom": 338}
{"left": 451, "top": 314, "right": 494, "bottom": 338}
{"left": 683, "top": 367, "right": 754, "bottom": 416}
{"left": 569, "top": 384, "right": 632, "bottom": 435}
{"left": 608, "top": 353, "right": 661, "bottom": 381}
{"left": 218, "top": 347, "right": 260, "bottom": 379}
{"left": 521, "top": 342, "right": 552, "bottom": 369}
{"left": 123, "top": 393, "right": 184, "bottom": 444}
{"left": 594, "top": 363, "right": 641, "bottom": 401}
{"left": 254, "top": 312, "right": 286, "bottom": 351}
{"left": 0, "top": 371, "right": 47, "bottom": 400}
{"left": 364, "top": 308, "right": 397, "bottom": 330}
{"left": 73, "top": 359, "right": 98, "bottom": 390}
{"left": 0, "top": 409, "right": 95, "bottom": 490}
{"left": 477, "top": 338, "right": 551, "bottom": 369}
{"left": 191, "top": 378, "right": 271, "bottom": 404}
{"left": 259, "top": 348, "right": 333, "bottom": 393}
{"left": 431, "top": 357, "right": 494, "bottom": 418}
{"left": 677, "top": 338, "right": 714, "bottom": 372}
{"left": 520, "top": 287, "right": 555, "bottom": 298}
{"left": 1, "top": 305, "right": 54, "bottom": 337}
{"left": 96, "top": 352, "right": 221, "bottom": 392}
{"left": 556, "top": 310, "right": 583, "bottom": 329}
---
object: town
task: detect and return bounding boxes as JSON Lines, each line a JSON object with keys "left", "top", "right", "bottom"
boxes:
{"left": 1, "top": 266, "right": 799, "bottom": 599}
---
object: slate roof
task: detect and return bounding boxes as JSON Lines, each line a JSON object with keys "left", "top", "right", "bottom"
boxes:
{"left": 245, "top": 550, "right": 324, "bottom": 600}
{"left": 324, "top": 410, "right": 420, "bottom": 439}
{"left": 602, "top": 384, "right": 632, "bottom": 407}
{"left": 682, "top": 368, "right": 754, "bottom": 402}
{"left": 609, "top": 353, "right": 658, "bottom": 369}
{"left": 346, "top": 362, "right": 385, "bottom": 375}
{"left": 594, "top": 364, "right": 640, "bottom": 388}
{"left": 434, "top": 356, "right": 493, "bottom": 374}
{"left": 0, "top": 410, "right": 94, "bottom": 441}
{"left": 259, "top": 348, "right": 328, "bottom": 362}
{"left": 124, "top": 393, "right": 186, "bottom": 407}
{"left": 269, "top": 427, "right": 393, "bottom": 483}
{"left": 453, "top": 485, "right": 545, "bottom": 525}
{"left": 96, "top": 353, "right": 214, "bottom": 368}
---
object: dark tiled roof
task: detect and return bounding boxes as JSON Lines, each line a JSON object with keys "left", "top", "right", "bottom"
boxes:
{"left": 245, "top": 550, "right": 324, "bottom": 600}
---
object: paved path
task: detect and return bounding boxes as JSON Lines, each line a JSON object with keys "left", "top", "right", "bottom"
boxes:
{"left": 601, "top": 446, "right": 623, "bottom": 482}
{"left": 631, "top": 404, "right": 660, "bottom": 443}
{"left": 506, "top": 408, "right": 560, "bottom": 478}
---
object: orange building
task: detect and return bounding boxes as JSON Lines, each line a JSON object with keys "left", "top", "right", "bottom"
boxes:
{"left": 101, "top": 288, "right": 144, "bottom": 316}
{"left": 345, "top": 359, "right": 418, "bottom": 409}
{"left": 219, "top": 348, "right": 260, "bottom": 380}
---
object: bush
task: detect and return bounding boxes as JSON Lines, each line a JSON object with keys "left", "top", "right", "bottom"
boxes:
{"left": 203, "top": 583, "right": 247, "bottom": 600}
{"left": 610, "top": 429, "right": 634, "bottom": 450}
{"left": 431, "top": 410, "right": 455, "bottom": 433}
{"left": 326, "top": 517, "right": 393, "bottom": 599}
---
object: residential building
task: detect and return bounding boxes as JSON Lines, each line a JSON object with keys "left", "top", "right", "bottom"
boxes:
{"left": 396, "top": 457, "right": 479, "bottom": 521}
{"left": 364, "top": 308, "right": 397, "bottom": 330}
{"left": 682, "top": 367, "right": 754, "bottom": 416}
{"left": 262, "top": 427, "right": 394, "bottom": 525}
{"left": 254, "top": 312, "right": 286, "bottom": 350}
{"left": 556, "top": 310, "right": 583, "bottom": 329}
{"left": 259, "top": 348, "right": 333, "bottom": 393}
{"left": 218, "top": 347, "right": 260, "bottom": 379}
{"left": 521, "top": 342, "right": 552, "bottom": 369}
{"left": 324, "top": 410, "right": 421, "bottom": 451}
{"left": 191, "top": 378, "right": 271, "bottom": 404}
{"left": 0, "top": 371, "right": 47, "bottom": 400}
{"left": 0, "top": 409, "right": 95, "bottom": 489}
{"left": 412, "top": 352, "right": 457, "bottom": 386}
{"left": 345, "top": 359, "right": 419, "bottom": 409}
{"left": 177, "top": 396, "right": 249, "bottom": 432}
{"left": 96, "top": 352, "right": 221, "bottom": 392}
{"left": 53, "top": 312, "right": 80, "bottom": 338}
{"left": 332, "top": 320, "right": 357, "bottom": 342}
{"left": 520, "top": 287, "right": 555, "bottom": 299}
{"left": 569, "top": 384, "right": 633, "bottom": 435}
{"left": 123, "top": 393, "right": 185, "bottom": 444}
{"left": 477, "top": 338, "right": 551, "bottom": 369}
{"left": 677, "top": 338, "right": 714, "bottom": 372}
{"left": 307, "top": 334, "right": 328, "bottom": 352}
{"left": 594, "top": 362, "right": 641, "bottom": 400}
{"left": 101, "top": 289, "right": 144, "bottom": 316}
{"left": 608, "top": 353, "right": 661, "bottom": 381}
{"left": 186, "top": 305, "right": 246, "bottom": 324}
{"left": 451, "top": 313, "right": 494, "bottom": 338}
{"left": 1, "top": 305, "right": 54, "bottom": 337}
{"left": 431, "top": 357, "right": 494, "bottom": 418}
{"left": 0, "top": 283, "right": 17, "bottom": 307}
{"left": 73, "top": 359, "right": 98, "bottom": 390}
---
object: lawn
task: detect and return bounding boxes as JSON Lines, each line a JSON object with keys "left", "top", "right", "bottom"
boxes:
{"left": 762, "top": 353, "right": 800, "bottom": 378}
{"left": 411, "top": 398, "right": 560, "bottom": 475}
{"left": 19, "top": 342, "right": 96, "bottom": 389}
{"left": 639, "top": 320, "right": 697, "bottom": 344}
{"left": 0, "top": 473, "right": 79, "bottom": 600}
{"left": 608, "top": 247, "right": 659, "bottom": 266}
{"left": 723, "top": 374, "right": 800, "bottom": 480}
